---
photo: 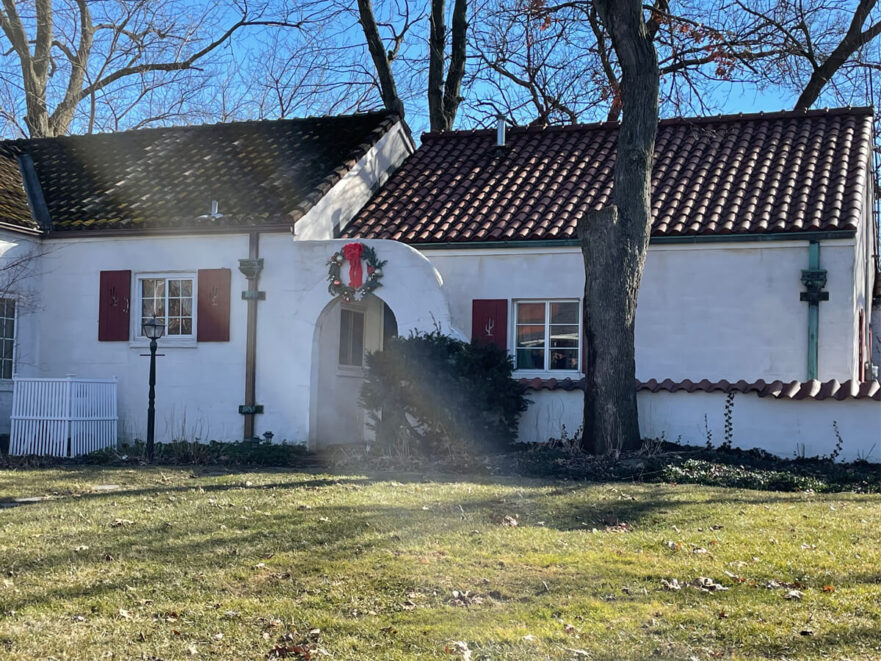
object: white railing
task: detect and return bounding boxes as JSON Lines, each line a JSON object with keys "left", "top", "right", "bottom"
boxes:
{"left": 10, "top": 377, "right": 118, "bottom": 457}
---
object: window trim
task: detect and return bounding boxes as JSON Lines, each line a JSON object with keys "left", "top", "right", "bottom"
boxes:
{"left": 0, "top": 296, "right": 16, "bottom": 381}
{"left": 132, "top": 272, "right": 198, "bottom": 345}
{"left": 512, "top": 298, "right": 582, "bottom": 375}
{"left": 337, "top": 304, "right": 366, "bottom": 370}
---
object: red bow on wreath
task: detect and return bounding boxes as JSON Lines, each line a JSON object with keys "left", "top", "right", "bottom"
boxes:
{"left": 342, "top": 242, "right": 365, "bottom": 289}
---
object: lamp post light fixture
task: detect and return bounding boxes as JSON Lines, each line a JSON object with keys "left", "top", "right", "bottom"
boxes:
{"left": 142, "top": 315, "right": 165, "bottom": 461}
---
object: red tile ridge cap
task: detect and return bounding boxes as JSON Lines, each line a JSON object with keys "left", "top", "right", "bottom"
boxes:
{"left": 422, "top": 106, "right": 874, "bottom": 142}
{"left": 518, "top": 377, "right": 881, "bottom": 400}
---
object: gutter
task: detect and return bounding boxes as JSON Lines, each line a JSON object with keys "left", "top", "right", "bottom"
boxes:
{"left": 237, "top": 232, "right": 266, "bottom": 440}
{"left": 44, "top": 223, "right": 294, "bottom": 240}
{"left": 410, "top": 230, "right": 857, "bottom": 251}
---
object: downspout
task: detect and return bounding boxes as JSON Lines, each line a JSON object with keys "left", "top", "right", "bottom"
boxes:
{"left": 238, "top": 232, "right": 265, "bottom": 439}
{"left": 800, "top": 240, "right": 828, "bottom": 380}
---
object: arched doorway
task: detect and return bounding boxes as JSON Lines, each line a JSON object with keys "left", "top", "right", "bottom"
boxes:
{"left": 310, "top": 295, "right": 397, "bottom": 447}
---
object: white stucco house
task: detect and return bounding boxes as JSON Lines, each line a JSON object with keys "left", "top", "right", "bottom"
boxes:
{"left": 0, "top": 107, "right": 878, "bottom": 459}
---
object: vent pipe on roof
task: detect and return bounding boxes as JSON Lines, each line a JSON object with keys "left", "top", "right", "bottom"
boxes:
{"left": 496, "top": 114, "right": 506, "bottom": 147}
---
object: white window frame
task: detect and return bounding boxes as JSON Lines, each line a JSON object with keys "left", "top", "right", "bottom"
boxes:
{"left": 512, "top": 299, "right": 582, "bottom": 374}
{"left": 133, "top": 272, "right": 197, "bottom": 345}
{"left": 0, "top": 296, "right": 16, "bottom": 382}
{"left": 337, "top": 304, "right": 366, "bottom": 371}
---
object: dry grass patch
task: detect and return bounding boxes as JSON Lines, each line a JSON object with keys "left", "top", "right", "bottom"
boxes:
{"left": 0, "top": 466, "right": 879, "bottom": 660}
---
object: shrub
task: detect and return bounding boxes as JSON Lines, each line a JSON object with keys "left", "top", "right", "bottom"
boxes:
{"left": 360, "top": 330, "right": 529, "bottom": 457}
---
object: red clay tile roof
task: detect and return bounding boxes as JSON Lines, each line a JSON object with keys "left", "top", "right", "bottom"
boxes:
{"left": 344, "top": 107, "right": 874, "bottom": 243}
{"left": 0, "top": 111, "right": 399, "bottom": 233}
{"left": 519, "top": 377, "right": 881, "bottom": 401}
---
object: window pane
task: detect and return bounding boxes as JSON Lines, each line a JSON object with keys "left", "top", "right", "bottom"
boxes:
{"left": 550, "top": 302, "right": 578, "bottom": 324}
{"left": 516, "top": 348, "right": 545, "bottom": 370}
{"left": 169, "top": 299, "right": 180, "bottom": 316}
{"left": 550, "top": 349, "right": 578, "bottom": 370}
{"left": 2, "top": 318, "right": 13, "bottom": 339}
{"left": 181, "top": 279, "right": 192, "bottom": 296}
{"left": 169, "top": 279, "right": 180, "bottom": 297}
{"left": 0, "top": 359, "right": 10, "bottom": 379}
{"left": 181, "top": 298, "right": 192, "bottom": 316}
{"left": 180, "top": 318, "right": 192, "bottom": 335}
{"left": 516, "top": 324, "right": 545, "bottom": 347}
{"left": 2, "top": 340, "right": 11, "bottom": 359}
{"left": 550, "top": 324, "right": 579, "bottom": 348}
{"left": 350, "top": 311, "right": 364, "bottom": 367}
{"left": 516, "top": 302, "right": 545, "bottom": 324}
{"left": 143, "top": 279, "right": 164, "bottom": 298}
{"left": 167, "top": 318, "right": 181, "bottom": 335}
{"left": 339, "top": 309, "right": 352, "bottom": 365}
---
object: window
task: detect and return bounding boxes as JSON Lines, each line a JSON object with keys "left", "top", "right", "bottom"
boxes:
{"left": 139, "top": 275, "right": 194, "bottom": 337}
{"left": 0, "top": 298, "right": 14, "bottom": 379}
{"left": 339, "top": 308, "right": 365, "bottom": 367}
{"left": 515, "top": 300, "right": 580, "bottom": 371}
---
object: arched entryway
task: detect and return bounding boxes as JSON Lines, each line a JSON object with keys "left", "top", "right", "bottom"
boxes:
{"left": 309, "top": 294, "right": 397, "bottom": 447}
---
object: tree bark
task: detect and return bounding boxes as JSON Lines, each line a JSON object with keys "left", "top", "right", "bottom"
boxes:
{"left": 794, "top": 0, "right": 881, "bottom": 110}
{"left": 428, "top": 0, "right": 446, "bottom": 131}
{"left": 357, "top": 0, "right": 407, "bottom": 121}
{"left": 428, "top": 0, "right": 467, "bottom": 132}
{"left": 580, "top": 0, "right": 658, "bottom": 454}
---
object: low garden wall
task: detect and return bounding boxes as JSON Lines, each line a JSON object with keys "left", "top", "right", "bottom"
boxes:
{"left": 520, "top": 388, "right": 880, "bottom": 462}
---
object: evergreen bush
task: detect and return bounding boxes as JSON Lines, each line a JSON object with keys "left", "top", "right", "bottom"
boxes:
{"left": 360, "top": 330, "right": 529, "bottom": 457}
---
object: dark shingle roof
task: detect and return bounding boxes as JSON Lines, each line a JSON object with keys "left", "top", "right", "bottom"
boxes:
{"left": 0, "top": 111, "right": 399, "bottom": 233}
{"left": 0, "top": 152, "right": 39, "bottom": 231}
{"left": 344, "top": 107, "right": 874, "bottom": 243}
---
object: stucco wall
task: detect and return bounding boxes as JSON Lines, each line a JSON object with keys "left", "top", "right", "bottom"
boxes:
{"left": 31, "top": 232, "right": 251, "bottom": 442}
{"left": 521, "top": 389, "right": 881, "bottom": 462}
{"left": 11, "top": 234, "right": 455, "bottom": 446}
{"left": 425, "top": 239, "right": 859, "bottom": 382}
{"left": 0, "top": 230, "right": 41, "bottom": 434}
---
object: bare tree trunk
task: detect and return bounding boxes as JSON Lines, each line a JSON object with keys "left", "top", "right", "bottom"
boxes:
{"left": 428, "top": 0, "right": 468, "bottom": 132}
{"left": 580, "top": 0, "right": 658, "bottom": 454}
{"left": 428, "top": 0, "right": 446, "bottom": 131}
{"left": 794, "top": 0, "right": 881, "bottom": 110}
{"left": 356, "top": 0, "right": 407, "bottom": 121}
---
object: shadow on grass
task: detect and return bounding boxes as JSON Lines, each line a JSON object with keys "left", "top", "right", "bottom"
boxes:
{"left": 0, "top": 475, "right": 862, "bottom": 614}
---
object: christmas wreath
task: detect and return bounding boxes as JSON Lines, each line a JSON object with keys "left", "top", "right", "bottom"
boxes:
{"left": 327, "top": 242, "right": 387, "bottom": 301}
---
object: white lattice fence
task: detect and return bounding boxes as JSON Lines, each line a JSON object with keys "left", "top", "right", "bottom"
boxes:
{"left": 10, "top": 377, "right": 118, "bottom": 457}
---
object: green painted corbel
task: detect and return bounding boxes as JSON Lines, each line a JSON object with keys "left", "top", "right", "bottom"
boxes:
{"left": 800, "top": 241, "right": 829, "bottom": 380}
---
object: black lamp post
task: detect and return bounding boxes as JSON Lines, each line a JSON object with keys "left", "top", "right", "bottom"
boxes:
{"left": 142, "top": 315, "right": 165, "bottom": 461}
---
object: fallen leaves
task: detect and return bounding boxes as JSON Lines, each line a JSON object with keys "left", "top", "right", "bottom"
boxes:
{"left": 110, "top": 518, "right": 135, "bottom": 528}
{"left": 691, "top": 577, "right": 729, "bottom": 592}
{"left": 501, "top": 515, "right": 518, "bottom": 527}
{"left": 445, "top": 641, "right": 472, "bottom": 660}
{"left": 449, "top": 590, "right": 483, "bottom": 607}
{"left": 783, "top": 589, "right": 804, "bottom": 600}
{"left": 661, "top": 578, "right": 681, "bottom": 591}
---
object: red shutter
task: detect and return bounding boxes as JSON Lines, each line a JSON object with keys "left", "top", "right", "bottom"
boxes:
{"left": 98, "top": 270, "right": 131, "bottom": 341}
{"left": 472, "top": 299, "right": 507, "bottom": 350}
{"left": 197, "top": 268, "right": 231, "bottom": 342}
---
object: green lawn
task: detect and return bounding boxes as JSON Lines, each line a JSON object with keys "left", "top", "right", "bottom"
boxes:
{"left": 0, "top": 467, "right": 879, "bottom": 660}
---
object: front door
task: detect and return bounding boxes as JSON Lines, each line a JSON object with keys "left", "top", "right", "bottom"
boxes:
{"left": 314, "top": 296, "right": 391, "bottom": 446}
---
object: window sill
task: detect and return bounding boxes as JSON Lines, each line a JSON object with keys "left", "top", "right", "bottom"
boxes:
{"left": 129, "top": 339, "right": 198, "bottom": 350}
{"left": 515, "top": 370, "right": 583, "bottom": 378}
